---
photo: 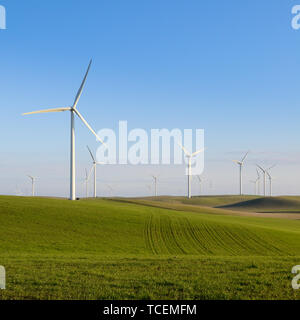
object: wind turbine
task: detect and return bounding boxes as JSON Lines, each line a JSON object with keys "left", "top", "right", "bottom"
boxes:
{"left": 23, "top": 60, "right": 105, "bottom": 200}
{"left": 15, "top": 185, "right": 23, "bottom": 196}
{"left": 151, "top": 175, "right": 159, "bottom": 197}
{"left": 233, "top": 151, "right": 249, "bottom": 196}
{"left": 197, "top": 176, "right": 203, "bottom": 196}
{"left": 83, "top": 168, "right": 91, "bottom": 198}
{"left": 250, "top": 180, "right": 258, "bottom": 195}
{"left": 257, "top": 164, "right": 275, "bottom": 197}
{"left": 178, "top": 142, "right": 204, "bottom": 199}
{"left": 87, "top": 146, "right": 104, "bottom": 198}
{"left": 266, "top": 165, "right": 276, "bottom": 197}
{"left": 146, "top": 184, "right": 152, "bottom": 196}
{"left": 27, "top": 175, "right": 36, "bottom": 197}
{"left": 256, "top": 168, "right": 261, "bottom": 195}
{"left": 106, "top": 185, "right": 114, "bottom": 197}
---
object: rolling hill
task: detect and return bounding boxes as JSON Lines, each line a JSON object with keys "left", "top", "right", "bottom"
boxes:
{"left": 0, "top": 195, "right": 299, "bottom": 299}
{"left": 218, "top": 196, "right": 300, "bottom": 213}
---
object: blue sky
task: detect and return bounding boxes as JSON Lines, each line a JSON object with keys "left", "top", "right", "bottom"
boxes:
{"left": 0, "top": 0, "right": 300, "bottom": 197}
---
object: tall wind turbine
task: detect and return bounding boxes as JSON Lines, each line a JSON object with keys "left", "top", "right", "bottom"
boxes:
{"left": 151, "top": 175, "right": 159, "bottom": 197}
{"left": 27, "top": 175, "right": 36, "bottom": 197}
{"left": 178, "top": 143, "right": 204, "bottom": 199}
{"left": 87, "top": 146, "right": 104, "bottom": 198}
{"left": 23, "top": 60, "right": 105, "bottom": 200}
{"left": 233, "top": 151, "right": 249, "bottom": 196}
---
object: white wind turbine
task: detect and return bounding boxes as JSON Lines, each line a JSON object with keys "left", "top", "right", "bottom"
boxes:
{"left": 266, "top": 165, "right": 276, "bottom": 197}
{"left": 106, "top": 185, "right": 114, "bottom": 197}
{"left": 256, "top": 168, "right": 261, "bottom": 195}
{"left": 256, "top": 165, "right": 267, "bottom": 196}
{"left": 178, "top": 142, "right": 204, "bottom": 199}
{"left": 23, "top": 60, "right": 105, "bottom": 200}
{"left": 250, "top": 179, "right": 259, "bottom": 195}
{"left": 83, "top": 168, "right": 91, "bottom": 198}
{"left": 15, "top": 185, "right": 23, "bottom": 197}
{"left": 87, "top": 146, "right": 104, "bottom": 198}
{"left": 233, "top": 151, "right": 249, "bottom": 196}
{"left": 197, "top": 175, "right": 203, "bottom": 196}
{"left": 151, "top": 175, "right": 159, "bottom": 197}
{"left": 146, "top": 184, "right": 152, "bottom": 196}
{"left": 27, "top": 175, "right": 36, "bottom": 197}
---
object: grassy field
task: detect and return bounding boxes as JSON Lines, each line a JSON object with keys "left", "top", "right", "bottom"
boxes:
{"left": 0, "top": 195, "right": 300, "bottom": 300}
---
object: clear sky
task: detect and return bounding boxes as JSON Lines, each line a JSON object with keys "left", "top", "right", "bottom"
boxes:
{"left": 0, "top": 0, "right": 300, "bottom": 197}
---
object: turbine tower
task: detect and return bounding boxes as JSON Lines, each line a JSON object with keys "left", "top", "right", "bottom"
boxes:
{"left": 87, "top": 146, "right": 104, "bottom": 198}
{"left": 178, "top": 143, "right": 204, "bottom": 199}
{"left": 233, "top": 151, "right": 249, "bottom": 196}
{"left": 27, "top": 175, "right": 36, "bottom": 197}
{"left": 23, "top": 60, "right": 105, "bottom": 200}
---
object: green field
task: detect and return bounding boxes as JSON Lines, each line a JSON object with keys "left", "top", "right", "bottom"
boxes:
{"left": 0, "top": 195, "right": 300, "bottom": 300}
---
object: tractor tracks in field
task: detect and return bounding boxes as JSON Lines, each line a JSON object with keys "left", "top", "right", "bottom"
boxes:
{"left": 144, "top": 212, "right": 291, "bottom": 256}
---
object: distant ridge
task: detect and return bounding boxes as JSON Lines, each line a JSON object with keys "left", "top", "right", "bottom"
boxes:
{"left": 218, "top": 197, "right": 300, "bottom": 211}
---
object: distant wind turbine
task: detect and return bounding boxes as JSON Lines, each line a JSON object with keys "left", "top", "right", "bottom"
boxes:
{"left": 197, "top": 176, "right": 203, "bottom": 196}
{"left": 106, "top": 185, "right": 114, "bottom": 197}
{"left": 151, "top": 175, "right": 159, "bottom": 197}
{"left": 15, "top": 185, "right": 23, "bottom": 197}
{"left": 83, "top": 168, "right": 91, "bottom": 198}
{"left": 27, "top": 175, "right": 36, "bottom": 197}
{"left": 178, "top": 142, "right": 204, "bottom": 199}
{"left": 266, "top": 165, "right": 276, "bottom": 197}
{"left": 256, "top": 165, "right": 267, "bottom": 196}
{"left": 146, "top": 184, "right": 152, "bottom": 195}
{"left": 256, "top": 168, "right": 261, "bottom": 195}
{"left": 23, "top": 60, "right": 106, "bottom": 201}
{"left": 87, "top": 146, "right": 104, "bottom": 198}
{"left": 250, "top": 179, "right": 258, "bottom": 195}
{"left": 233, "top": 151, "right": 249, "bottom": 196}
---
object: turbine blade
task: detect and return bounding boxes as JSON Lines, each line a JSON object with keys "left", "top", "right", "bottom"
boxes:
{"left": 191, "top": 148, "right": 205, "bottom": 157}
{"left": 256, "top": 164, "right": 265, "bottom": 172}
{"left": 177, "top": 141, "right": 191, "bottom": 157}
{"left": 256, "top": 168, "right": 260, "bottom": 178}
{"left": 74, "top": 109, "right": 107, "bottom": 147}
{"left": 241, "top": 151, "right": 249, "bottom": 163}
{"left": 73, "top": 60, "right": 92, "bottom": 109}
{"left": 86, "top": 145, "right": 95, "bottom": 162}
{"left": 22, "top": 107, "right": 71, "bottom": 115}
{"left": 268, "top": 164, "right": 276, "bottom": 171}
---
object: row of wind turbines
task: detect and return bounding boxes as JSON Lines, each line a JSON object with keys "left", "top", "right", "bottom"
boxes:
{"left": 22, "top": 60, "right": 277, "bottom": 200}
{"left": 233, "top": 151, "right": 276, "bottom": 197}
